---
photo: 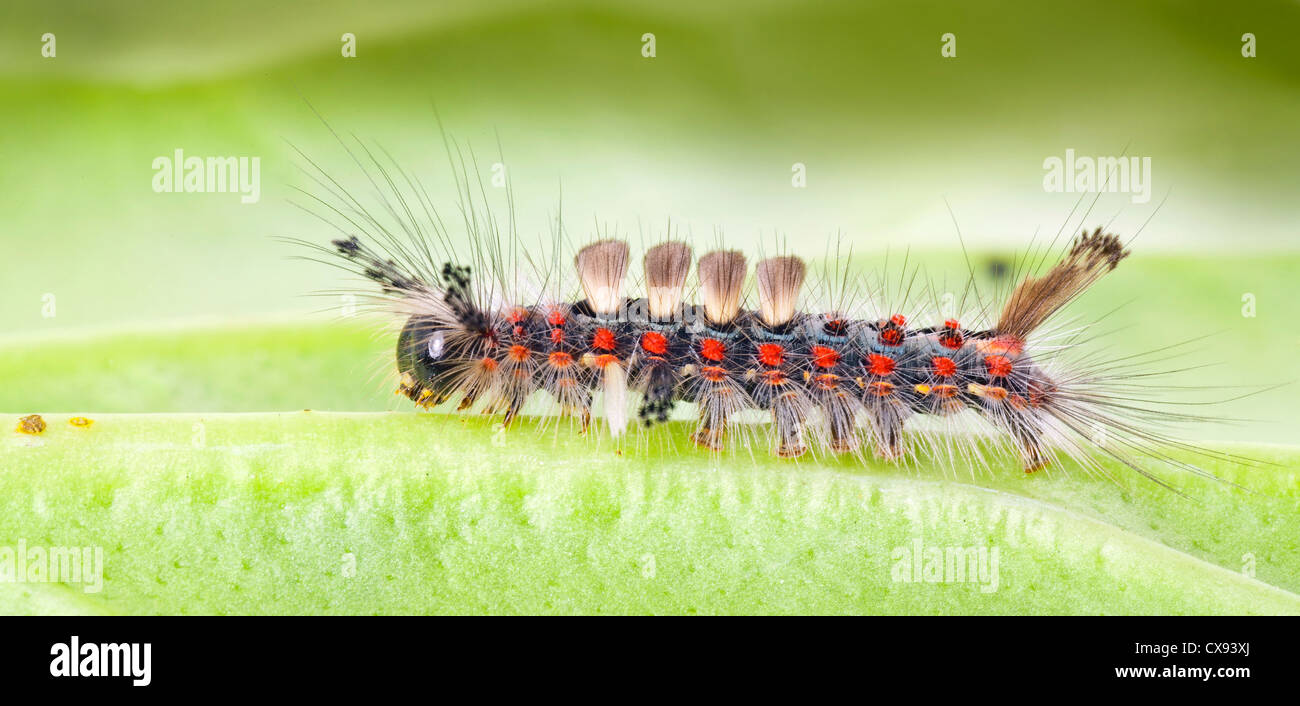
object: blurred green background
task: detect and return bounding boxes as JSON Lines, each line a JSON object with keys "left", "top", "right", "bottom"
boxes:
{"left": 1, "top": 0, "right": 1297, "bottom": 442}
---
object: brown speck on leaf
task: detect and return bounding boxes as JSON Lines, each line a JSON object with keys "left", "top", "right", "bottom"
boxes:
{"left": 69, "top": 416, "right": 94, "bottom": 428}
{"left": 17, "top": 414, "right": 46, "bottom": 435}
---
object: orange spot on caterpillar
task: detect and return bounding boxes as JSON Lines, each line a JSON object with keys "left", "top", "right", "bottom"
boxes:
{"left": 931, "top": 356, "right": 957, "bottom": 377}
{"left": 699, "top": 338, "right": 726, "bottom": 362}
{"left": 508, "top": 344, "right": 530, "bottom": 362}
{"left": 812, "top": 373, "right": 840, "bottom": 390}
{"left": 890, "top": 313, "right": 906, "bottom": 326}
{"left": 762, "top": 369, "right": 787, "bottom": 385}
{"left": 868, "top": 381, "right": 895, "bottom": 397}
{"left": 546, "top": 309, "right": 566, "bottom": 327}
{"left": 932, "top": 384, "right": 959, "bottom": 399}
{"left": 548, "top": 351, "right": 574, "bottom": 367}
{"left": 640, "top": 331, "right": 668, "bottom": 355}
{"left": 508, "top": 308, "right": 528, "bottom": 324}
{"left": 939, "top": 319, "right": 964, "bottom": 350}
{"left": 550, "top": 328, "right": 564, "bottom": 345}
{"left": 811, "top": 345, "right": 840, "bottom": 369}
{"left": 592, "top": 328, "right": 617, "bottom": 351}
{"left": 984, "top": 355, "right": 1013, "bottom": 378}
{"left": 867, "top": 353, "right": 895, "bottom": 377}
{"left": 757, "top": 343, "right": 785, "bottom": 367}
{"left": 480, "top": 358, "right": 499, "bottom": 372}
{"left": 701, "top": 365, "right": 727, "bottom": 382}
{"left": 879, "top": 327, "right": 903, "bottom": 346}
{"left": 968, "top": 383, "right": 1008, "bottom": 401}
{"left": 594, "top": 354, "right": 619, "bottom": 368}
{"left": 979, "top": 335, "right": 1024, "bottom": 356}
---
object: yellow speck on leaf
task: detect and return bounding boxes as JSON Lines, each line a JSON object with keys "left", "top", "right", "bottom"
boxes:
{"left": 17, "top": 414, "right": 47, "bottom": 435}
{"left": 69, "top": 416, "right": 94, "bottom": 428}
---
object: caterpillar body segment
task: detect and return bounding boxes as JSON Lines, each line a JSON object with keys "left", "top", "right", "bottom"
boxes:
{"left": 797, "top": 314, "right": 864, "bottom": 455}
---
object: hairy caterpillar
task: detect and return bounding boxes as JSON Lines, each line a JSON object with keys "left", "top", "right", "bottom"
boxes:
{"left": 290, "top": 133, "right": 1238, "bottom": 490}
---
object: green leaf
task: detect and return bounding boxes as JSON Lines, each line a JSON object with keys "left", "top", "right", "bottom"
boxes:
{"left": 3, "top": 412, "right": 1297, "bottom": 615}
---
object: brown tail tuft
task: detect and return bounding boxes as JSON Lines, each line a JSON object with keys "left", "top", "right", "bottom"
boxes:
{"left": 995, "top": 228, "right": 1129, "bottom": 341}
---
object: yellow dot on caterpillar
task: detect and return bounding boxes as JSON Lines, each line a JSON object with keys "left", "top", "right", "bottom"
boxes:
{"left": 418, "top": 389, "right": 434, "bottom": 401}
{"left": 914, "top": 384, "right": 931, "bottom": 396}
{"left": 400, "top": 372, "right": 416, "bottom": 387}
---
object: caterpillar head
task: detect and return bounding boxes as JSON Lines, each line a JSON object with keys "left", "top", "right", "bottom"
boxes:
{"left": 396, "top": 315, "right": 460, "bottom": 407}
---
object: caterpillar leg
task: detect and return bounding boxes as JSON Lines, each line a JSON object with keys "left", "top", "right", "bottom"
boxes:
{"left": 557, "top": 389, "right": 593, "bottom": 434}
{"left": 691, "top": 386, "right": 734, "bottom": 451}
{"left": 1007, "top": 418, "right": 1051, "bottom": 473}
{"left": 821, "top": 391, "right": 862, "bottom": 454}
{"left": 635, "top": 359, "right": 679, "bottom": 426}
{"left": 771, "top": 392, "right": 809, "bottom": 458}
{"left": 865, "top": 400, "right": 910, "bottom": 461}
{"left": 498, "top": 390, "right": 529, "bottom": 429}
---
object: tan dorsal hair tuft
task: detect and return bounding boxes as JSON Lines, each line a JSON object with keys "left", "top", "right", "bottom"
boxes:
{"left": 697, "top": 250, "right": 748, "bottom": 326}
{"left": 575, "top": 239, "right": 631, "bottom": 316}
{"left": 755, "top": 255, "right": 806, "bottom": 328}
{"left": 643, "top": 242, "right": 693, "bottom": 321}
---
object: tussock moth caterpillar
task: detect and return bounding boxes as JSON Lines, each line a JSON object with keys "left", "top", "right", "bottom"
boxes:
{"left": 288, "top": 131, "right": 1247, "bottom": 491}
